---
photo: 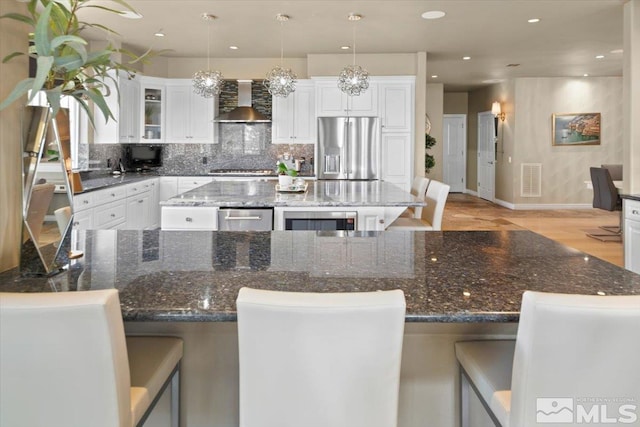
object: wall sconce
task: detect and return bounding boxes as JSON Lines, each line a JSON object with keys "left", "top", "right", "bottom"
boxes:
{"left": 491, "top": 101, "right": 506, "bottom": 122}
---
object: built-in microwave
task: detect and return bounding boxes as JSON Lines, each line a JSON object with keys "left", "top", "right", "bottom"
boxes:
{"left": 283, "top": 211, "right": 357, "bottom": 231}
{"left": 124, "top": 144, "right": 163, "bottom": 171}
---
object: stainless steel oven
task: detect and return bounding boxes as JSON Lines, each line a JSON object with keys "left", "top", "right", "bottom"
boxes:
{"left": 283, "top": 211, "right": 357, "bottom": 231}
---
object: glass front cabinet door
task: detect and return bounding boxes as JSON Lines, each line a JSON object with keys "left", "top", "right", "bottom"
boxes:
{"left": 140, "top": 77, "right": 165, "bottom": 143}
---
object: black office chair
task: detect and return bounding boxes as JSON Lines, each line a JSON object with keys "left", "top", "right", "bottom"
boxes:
{"left": 587, "top": 167, "right": 622, "bottom": 242}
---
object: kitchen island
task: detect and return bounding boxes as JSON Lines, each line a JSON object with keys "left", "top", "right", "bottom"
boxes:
{"left": 1, "top": 229, "right": 639, "bottom": 427}
{"left": 160, "top": 179, "right": 424, "bottom": 231}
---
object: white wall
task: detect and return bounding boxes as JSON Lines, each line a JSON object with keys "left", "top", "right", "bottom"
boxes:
{"left": 513, "top": 77, "right": 623, "bottom": 206}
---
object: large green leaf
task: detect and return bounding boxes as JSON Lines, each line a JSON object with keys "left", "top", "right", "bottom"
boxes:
{"left": 45, "top": 86, "right": 63, "bottom": 116}
{"left": 0, "top": 13, "right": 35, "bottom": 26}
{"left": 34, "top": 3, "right": 53, "bottom": 56}
{"left": 50, "top": 35, "right": 86, "bottom": 51}
{"left": 81, "top": 88, "right": 114, "bottom": 123}
{"left": 0, "top": 78, "right": 34, "bottom": 111}
{"left": 2, "top": 52, "right": 25, "bottom": 63}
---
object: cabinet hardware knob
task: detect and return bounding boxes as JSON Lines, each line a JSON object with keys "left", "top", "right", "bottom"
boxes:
{"left": 73, "top": 222, "right": 79, "bottom": 226}
{"left": 110, "top": 193, "right": 116, "bottom": 197}
{"left": 83, "top": 200, "right": 89, "bottom": 204}
{"left": 110, "top": 213, "right": 116, "bottom": 218}
{"left": 138, "top": 199, "right": 143, "bottom": 204}
{"left": 185, "top": 217, "right": 193, "bottom": 222}
{"left": 633, "top": 210, "right": 639, "bottom": 215}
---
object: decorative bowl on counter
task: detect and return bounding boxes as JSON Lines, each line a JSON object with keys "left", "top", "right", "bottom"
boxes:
{"left": 276, "top": 183, "right": 308, "bottom": 193}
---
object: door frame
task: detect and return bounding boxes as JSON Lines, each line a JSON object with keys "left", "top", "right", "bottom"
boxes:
{"left": 443, "top": 114, "right": 467, "bottom": 193}
{"left": 477, "top": 111, "right": 496, "bottom": 202}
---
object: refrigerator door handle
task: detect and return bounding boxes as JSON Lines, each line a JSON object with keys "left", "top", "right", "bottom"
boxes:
{"left": 344, "top": 118, "right": 350, "bottom": 176}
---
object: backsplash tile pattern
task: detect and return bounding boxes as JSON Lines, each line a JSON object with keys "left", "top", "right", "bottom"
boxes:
{"left": 218, "top": 80, "right": 271, "bottom": 119}
{"left": 87, "top": 142, "right": 315, "bottom": 176}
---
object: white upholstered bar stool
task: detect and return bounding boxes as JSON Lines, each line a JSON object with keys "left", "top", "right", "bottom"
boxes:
{"left": 0, "top": 290, "right": 183, "bottom": 427}
{"left": 455, "top": 291, "right": 640, "bottom": 427}
{"left": 388, "top": 179, "right": 450, "bottom": 231}
{"left": 399, "top": 176, "right": 431, "bottom": 218}
{"left": 236, "top": 287, "right": 406, "bottom": 427}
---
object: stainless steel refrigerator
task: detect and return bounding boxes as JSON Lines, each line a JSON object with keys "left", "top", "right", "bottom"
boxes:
{"left": 317, "top": 116, "right": 380, "bottom": 180}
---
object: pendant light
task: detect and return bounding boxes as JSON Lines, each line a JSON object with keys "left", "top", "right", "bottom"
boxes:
{"left": 264, "top": 14, "right": 297, "bottom": 98}
{"left": 193, "top": 13, "right": 224, "bottom": 98}
{"left": 338, "top": 13, "right": 369, "bottom": 96}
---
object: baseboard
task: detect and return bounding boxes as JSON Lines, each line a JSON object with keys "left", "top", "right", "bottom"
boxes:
{"left": 464, "top": 189, "right": 478, "bottom": 196}
{"left": 511, "top": 203, "right": 592, "bottom": 210}
{"left": 494, "top": 199, "right": 515, "bottom": 210}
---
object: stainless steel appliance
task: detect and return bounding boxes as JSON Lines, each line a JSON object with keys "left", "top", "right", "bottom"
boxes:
{"left": 218, "top": 208, "right": 273, "bottom": 231}
{"left": 317, "top": 116, "right": 379, "bottom": 180}
{"left": 283, "top": 211, "right": 357, "bottom": 231}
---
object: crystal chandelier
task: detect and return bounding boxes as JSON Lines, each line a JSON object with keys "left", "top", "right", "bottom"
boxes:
{"left": 193, "top": 13, "right": 224, "bottom": 98}
{"left": 338, "top": 13, "right": 369, "bottom": 96}
{"left": 264, "top": 14, "right": 297, "bottom": 98}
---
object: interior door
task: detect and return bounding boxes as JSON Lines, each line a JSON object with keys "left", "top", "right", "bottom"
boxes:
{"left": 443, "top": 114, "right": 466, "bottom": 193}
{"left": 477, "top": 111, "right": 495, "bottom": 202}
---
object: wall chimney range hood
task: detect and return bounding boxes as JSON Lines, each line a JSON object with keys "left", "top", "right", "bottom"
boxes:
{"left": 214, "top": 80, "right": 270, "bottom": 122}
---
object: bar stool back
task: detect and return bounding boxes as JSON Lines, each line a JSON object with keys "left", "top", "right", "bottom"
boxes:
{"left": 0, "top": 290, "right": 183, "bottom": 427}
{"left": 237, "top": 287, "right": 406, "bottom": 427}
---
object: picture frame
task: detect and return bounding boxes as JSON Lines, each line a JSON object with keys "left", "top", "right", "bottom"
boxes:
{"left": 552, "top": 113, "right": 601, "bottom": 146}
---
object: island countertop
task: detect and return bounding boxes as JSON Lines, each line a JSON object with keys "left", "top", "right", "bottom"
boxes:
{"left": 1, "top": 230, "right": 638, "bottom": 322}
{"left": 160, "top": 179, "right": 425, "bottom": 208}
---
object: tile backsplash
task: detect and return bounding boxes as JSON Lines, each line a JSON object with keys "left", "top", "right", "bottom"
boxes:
{"left": 88, "top": 141, "right": 315, "bottom": 176}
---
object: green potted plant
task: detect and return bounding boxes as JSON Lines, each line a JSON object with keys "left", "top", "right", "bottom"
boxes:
{"left": 0, "top": 0, "right": 152, "bottom": 125}
{"left": 425, "top": 133, "right": 437, "bottom": 174}
{"left": 277, "top": 161, "right": 298, "bottom": 187}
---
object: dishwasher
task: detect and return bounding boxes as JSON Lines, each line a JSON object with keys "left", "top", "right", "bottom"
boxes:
{"left": 217, "top": 208, "right": 273, "bottom": 231}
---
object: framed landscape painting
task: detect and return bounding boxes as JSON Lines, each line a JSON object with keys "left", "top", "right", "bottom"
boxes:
{"left": 552, "top": 113, "right": 601, "bottom": 146}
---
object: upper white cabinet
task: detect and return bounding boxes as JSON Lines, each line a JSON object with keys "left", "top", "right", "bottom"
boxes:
{"left": 166, "top": 79, "right": 216, "bottom": 143}
{"left": 313, "top": 77, "right": 378, "bottom": 117}
{"left": 378, "top": 80, "right": 413, "bottom": 132}
{"left": 139, "top": 76, "right": 165, "bottom": 143}
{"left": 118, "top": 75, "right": 140, "bottom": 143}
{"left": 272, "top": 80, "right": 316, "bottom": 144}
{"left": 93, "top": 71, "right": 139, "bottom": 144}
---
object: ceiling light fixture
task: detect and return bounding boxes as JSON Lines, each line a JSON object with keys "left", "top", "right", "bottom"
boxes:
{"left": 338, "top": 13, "right": 369, "bottom": 96}
{"left": 583, "top": 73, "right": 589, "bottom": 77}
{"left": 431, "top": 75, "right": 438, "bottom": 78}
{"left": 421, "top": 10, "right": 446, "bottom": 20}
{"left": 264, "top": 14, "right": 297, "bottom": 98}
{"left": 192, "top": 14, "right": 224, "bottom": 98}
{"left": 341, "top": 46, "right": 350, "bottom": 50}
{"left": 229, "top": 46, "right": 239, "bottom": 50}
{"left": 527, "top": 18, "right": 540, "bottom": 23}
{"left": 610, "top": 49, "right": 623, "bottom": 54}
{"left": 462, "top": 56, "right": 471, "bottom": 60}
{"left": 595, "top": 55, "right": 605, "bottom": 59}
{"left": 154, "top": 29, "right": 165, "bottom": 37}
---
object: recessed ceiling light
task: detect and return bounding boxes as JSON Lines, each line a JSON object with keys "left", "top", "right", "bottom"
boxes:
{"left": 119, "top": 10, "right": 143, "bottom": 19}
{"left": 154, "top": 29, "right": 165, "bottom": 37}
{"left": 610, "top": 49, "right": 624, "bottom": 54}
{"left": 431, "top": 75, "right": 438, "bottom": 78}
{"left": 340, "top": 46, "right": 350, "bottom": 50}
{"left": 421, "top": 10, "right": 446, "bottom": 20}
{"left": 583, "top": 73, "right": 589, "bottom": 77}
{"left": 462, "top": 56, "right": 471, "bottom": 60}
{"left": 229, "top": 46, "right": 239, "bottom": 50}
{"left": 595, "top": 55, "right": 605, "bottom": 59}
{"left": 527, "top": 18, "right": 540, "bottom": 23}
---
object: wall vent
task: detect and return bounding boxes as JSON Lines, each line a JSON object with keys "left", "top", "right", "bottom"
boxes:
{"left": 521, "top": 163, "right": 542, "bottom": 197}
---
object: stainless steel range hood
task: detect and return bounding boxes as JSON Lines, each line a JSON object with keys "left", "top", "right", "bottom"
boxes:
{"left": 214, "top": 80, "right": 270, "bottom": 122}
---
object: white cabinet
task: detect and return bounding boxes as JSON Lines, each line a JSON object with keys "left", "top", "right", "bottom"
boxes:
{"left": 118, "top": 75, "right": 140, "bottom": 143}
{"left": 357, "top": 207, "right": 386, "bottom": 231}
{"left": 314, "top": 78, "right": 378, "bottom": 117}
{"left": 139, "top": 76, "right": 165, "bottom": 143}
{"left": 166, "top": 80, "right": 216, "bottom": 143}
{"left": 160, "top": 177, "right": 179, "bottom": 201}
{"left": 177, "top": 177, "right": 213, "bottom": 193}
{"left": 624, "top": 199, "right": 640, "bottom": 274}
{"left": 161, "top": 206, "right": 218, "bottom": 230}
{"left": 93, "top": 72, "right": 139, "bottom": 144}
{"left": 378, "top": 77, "right": 414, "bottom": 193}
{"left": 124, "top": 180, "right": 156, "bottom": 229}
{"left": 379, "top": 80, "right": 413, "bottom": 132}
{"left": 272, "top": 80, "right": 316, "bottom": 144}
{"left": 381, "top": 133, "right": 412, "bottom": 192}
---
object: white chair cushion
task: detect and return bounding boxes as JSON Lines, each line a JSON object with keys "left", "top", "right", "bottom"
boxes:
{"left": 126, "top": 336, "right": 183, "bottom": 426}
{"left": 455, "top": 340, "right": 515, "bottom": 427}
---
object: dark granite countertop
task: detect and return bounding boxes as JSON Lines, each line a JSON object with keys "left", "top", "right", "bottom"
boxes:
{"left": 80, "top": 172, "right": 159, "bottom": 192}
{"left": 161, "top": 180, "right": 424, "bottom": 208}
{"left": 621, "top": 194, "right": 640, "bottom": 202}
{"left": 1, "top": 230, "right": 638, "bottom": 322}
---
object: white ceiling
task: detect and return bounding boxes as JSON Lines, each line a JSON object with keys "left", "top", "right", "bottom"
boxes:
{"left": 79, "top": 0, "right": 626, "bottom": 91}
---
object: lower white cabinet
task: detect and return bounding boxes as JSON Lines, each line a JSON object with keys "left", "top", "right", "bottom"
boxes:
{"left": 624, "top": 199, "right": 640, "bottom": 274}
{"left": 161, "top": 206, "right": 218, "bottom": 230}
{"left": 73, "top": 178, "right": 159, "bottom": 230}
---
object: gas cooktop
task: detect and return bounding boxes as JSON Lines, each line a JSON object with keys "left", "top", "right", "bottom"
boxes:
{"left": 208, "top": 169, "right": 276, "bottom": 176}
